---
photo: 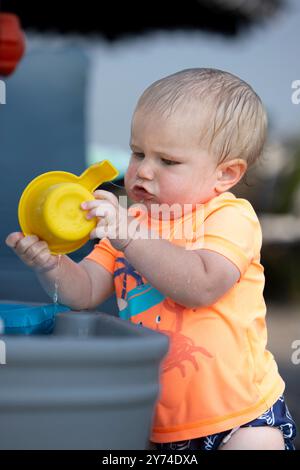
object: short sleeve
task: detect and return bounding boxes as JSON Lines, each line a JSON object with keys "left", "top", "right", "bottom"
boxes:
{"left": 201, "top": 201, "right": 260, "bottom": 276}
{"left": 85, "top": 237, "right": 118, "bottom": 274}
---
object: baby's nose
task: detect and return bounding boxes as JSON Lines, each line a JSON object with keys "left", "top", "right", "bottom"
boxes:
{"left": 136, "top": 158, "right": 155, "bottom": 180}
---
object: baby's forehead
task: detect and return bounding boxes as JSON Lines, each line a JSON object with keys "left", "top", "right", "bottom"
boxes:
{"left": 130, "top": 109, "right": 217, "bottom": 160}
{"left": 131, "top": 105, "right": 212, "bottom": 142}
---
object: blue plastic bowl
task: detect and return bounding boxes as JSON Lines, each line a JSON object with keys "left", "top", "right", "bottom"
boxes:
{"left": 0, "top": 303, "right": 70, "bottom": 335}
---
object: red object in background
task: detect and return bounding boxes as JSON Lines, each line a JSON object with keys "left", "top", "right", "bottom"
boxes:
{"left": 0, "top": 13, "right": 25, "bottom": 76}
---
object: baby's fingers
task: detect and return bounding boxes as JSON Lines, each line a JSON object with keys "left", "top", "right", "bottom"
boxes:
{"left": 23, "top": 240, "right": 48, "bottom": 262}
{"left": 88, "top": 203, "right": 117, "bottom": 221}
{"left": 27, "top": 246, "right": 57, "bottom": 272}
{"left": 5, "top": 232, "right": 24, "bottom": 249}
{"left": 93, "top": 190, "right": 118, "bottom": 206}
{"left": 14, "top": 235, "right": 40, "bottom": 256}
{"left": 81, "top": 198, "right": 115, "bottom": 212}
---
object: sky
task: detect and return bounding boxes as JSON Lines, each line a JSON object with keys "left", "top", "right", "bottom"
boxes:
{"left": 85, "top": 0, "right": 300, "bottom": 155}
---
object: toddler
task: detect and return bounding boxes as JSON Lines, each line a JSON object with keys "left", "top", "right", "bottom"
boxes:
{"left": 6, "top": 68, "right": 297, "bottom": 450}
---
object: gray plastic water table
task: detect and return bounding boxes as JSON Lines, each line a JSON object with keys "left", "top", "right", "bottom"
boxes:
{"left": 0, "top": 309, "right": 169, "bottom": 449}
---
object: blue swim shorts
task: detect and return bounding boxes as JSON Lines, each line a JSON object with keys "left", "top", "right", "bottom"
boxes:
{"left": 153, "top": 395, "right": 297, "bottom": 451}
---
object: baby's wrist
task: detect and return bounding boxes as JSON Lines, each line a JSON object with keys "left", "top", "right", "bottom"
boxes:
{"left": 110, "top": 236, "right": 134, "bottom": 252}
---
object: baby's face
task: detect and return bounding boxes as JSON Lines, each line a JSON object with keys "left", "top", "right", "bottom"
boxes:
{"left": 125, "top": 109, "right": 219, "bottom": 218}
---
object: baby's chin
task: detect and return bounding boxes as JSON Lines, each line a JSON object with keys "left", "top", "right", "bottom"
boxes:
{"left": 127, "top": 191, "right": 197, "bottom": 220}
{"left": 149, "top": 201, "right": 190, "bottom": 221}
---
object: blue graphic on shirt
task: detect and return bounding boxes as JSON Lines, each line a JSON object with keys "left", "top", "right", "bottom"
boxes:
{"left": 114, "top": 257, "right": 165, "bottom": 320}
{"left": 114, "top": 257, "right": 144, "bottom": 298}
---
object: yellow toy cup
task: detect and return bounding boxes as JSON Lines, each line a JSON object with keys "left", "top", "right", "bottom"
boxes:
{"left": 18, "top": 160, "right": 119, "bottom": 254}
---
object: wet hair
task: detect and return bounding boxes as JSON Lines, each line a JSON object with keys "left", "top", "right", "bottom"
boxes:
{"left": 134, "top": 68, "right": 267, "bottom": 167}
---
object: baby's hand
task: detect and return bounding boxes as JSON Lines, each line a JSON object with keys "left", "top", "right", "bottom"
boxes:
{"left": 81, "top": 190, "right": 133, "bottom": 251}
{"left": 5, "top": 232, "right": 58, "bottom": 273}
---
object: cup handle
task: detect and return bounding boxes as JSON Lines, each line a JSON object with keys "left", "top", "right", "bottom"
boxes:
{"left": 79, "top": 160, "right": 119, "bottom": 192}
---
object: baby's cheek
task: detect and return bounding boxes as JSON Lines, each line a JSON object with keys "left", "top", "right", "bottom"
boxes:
{"left": 124, "top": 163, "right": 135, "bottom": 186}
{"left": 171, "top": 179, "right": 201, "bottom": 205}
{"left": 159, "top": 178, "right": 187, "bottom": 203}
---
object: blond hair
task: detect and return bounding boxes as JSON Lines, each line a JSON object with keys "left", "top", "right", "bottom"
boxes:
{"left": 135, "top": 68, "right": 267, "bottom": 167}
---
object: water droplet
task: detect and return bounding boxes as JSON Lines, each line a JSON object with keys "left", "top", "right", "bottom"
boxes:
{"left": 53, "top": 254, "right": 62, "bottom": 313}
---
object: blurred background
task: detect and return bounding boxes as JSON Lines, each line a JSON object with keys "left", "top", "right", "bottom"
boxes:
{"left": 0, "top": 0, "right": 299, "bottom": 448}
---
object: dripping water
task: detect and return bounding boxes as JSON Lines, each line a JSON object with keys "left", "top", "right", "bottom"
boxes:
{"left": 53, "top": 254, "right": 62, "bottom": 312}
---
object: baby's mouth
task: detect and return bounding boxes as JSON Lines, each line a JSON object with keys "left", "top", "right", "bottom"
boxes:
{"left": 132, "top": 185, "right": 154, "bottom": 201}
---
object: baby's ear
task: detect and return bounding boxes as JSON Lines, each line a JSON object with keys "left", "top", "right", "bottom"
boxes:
{"left": 215, "top": 159, "right": 247, "bottom": 193}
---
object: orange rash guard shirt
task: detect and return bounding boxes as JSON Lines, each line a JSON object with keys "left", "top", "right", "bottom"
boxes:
{"left": 85, "top": 192, "right": 284, "bottom": 443}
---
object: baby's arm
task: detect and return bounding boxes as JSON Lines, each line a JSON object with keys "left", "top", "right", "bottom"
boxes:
{"left": 5, "top": 232, "right": 114, "bottom": 310}
{"left": 124, "top": 238, "right": 239, "bottom": 308}
{"left": 37, "top": 257, "right": 114, "bottom": 310}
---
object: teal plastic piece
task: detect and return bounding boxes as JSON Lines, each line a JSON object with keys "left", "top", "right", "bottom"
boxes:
{"left": 0, "top": 303, "right": 70, "bottom": 335}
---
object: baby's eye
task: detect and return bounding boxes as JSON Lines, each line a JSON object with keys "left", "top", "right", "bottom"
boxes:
{"left": 161, "top": 158, "right": 180, "bottom": 166}
{"left": 132, "top": 152, "right": 144, "bottom": 159}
